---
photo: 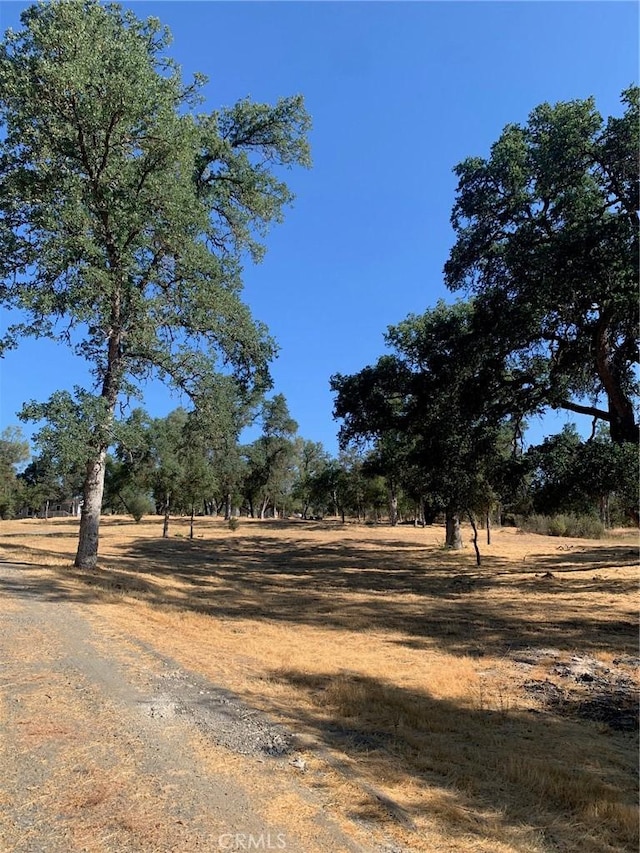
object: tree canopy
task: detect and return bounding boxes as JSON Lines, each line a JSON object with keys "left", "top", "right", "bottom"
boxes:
{"left": 332, "top": 89, "right": 639, "bottom": 543}
{"left": 243, "top": 394, "right": 299, "bottom": 519}
{"left": 332, "top": 300, "right": 519, "bottom": 553}
{"left": 445, "top": 87, "right": 639, "bottom": 444}
{"left": 0, "top": 426, "right": 29, "bottom": 518}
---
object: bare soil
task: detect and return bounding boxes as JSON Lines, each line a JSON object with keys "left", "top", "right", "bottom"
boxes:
{"left": 0, "top": 517, "right": 637, "bottom": 853}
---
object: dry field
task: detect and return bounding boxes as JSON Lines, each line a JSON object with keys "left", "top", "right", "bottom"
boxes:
{"left": 1, "top": 515, "right": 638, "bottom": 852}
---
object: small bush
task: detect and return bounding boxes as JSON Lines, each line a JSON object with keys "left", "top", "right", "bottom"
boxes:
{"left": 517, "top": 514, "right": 547, "bottom": 535}
{"left": 228, "top": 516, "right": 239, "bottom": 531}
{"left": 125, "top": 493, "right": 154, "bottom": 523}
{"left": 548, "top": 515, "right": 568, "bottom": 536}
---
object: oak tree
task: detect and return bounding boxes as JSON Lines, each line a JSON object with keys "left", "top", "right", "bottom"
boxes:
{"left": 0, "top": 1, "right": 311, "bottom": 566}
{"left": 332, "top": 301, "right": 509, "bottom": 554}
{"left": 243, "top": 394, "right": 298, "bottom": 519}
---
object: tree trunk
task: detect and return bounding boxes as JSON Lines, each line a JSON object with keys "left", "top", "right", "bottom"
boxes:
{"left": 190, "top": 503, "right": 195, "bottom": 539}
{"left": 388, "top": 487, "right": 398, "bottom": 526}
{"left": 117, "top": 490, "right": 132, "bottom": 518}
{"left": 259, "top": 495, "right": 268, "bottom": 520}
{"left": 486, "top": 512, "right": 491, "bottom": 545}
{"left": 595, "top": 310, "right": 639, "bottom": 444}
{"left": 445, "top": 509, "right": 463, "bottom": 549}
{"left": 468, "top": 510, "right": 481, "bottom": 566}
{"left": 606, "top": 395, "right": 638, "bottom": 444}
{"left": 163, "top": 494, "right": 170, "bottom": 538}
{"left": 599, "top": 494, "right": 612, "bottom": 528}
{"left": 73, "top": 300, "right": 122, "bottom": 568}
{"left": 74, "top": 450, "right": 107, "bottom": 569}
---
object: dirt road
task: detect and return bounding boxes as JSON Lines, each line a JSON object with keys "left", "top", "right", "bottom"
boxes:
{"left": 0, "top": 562, "right": 377, "bottom": 853}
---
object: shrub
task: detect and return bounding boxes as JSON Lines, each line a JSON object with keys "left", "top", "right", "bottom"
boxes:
{"left": 520, "top": 513, "right": 605, "bottom": 539}
{"left": 125, "top": 492, "right": 154, "bottom": 523}
{"left": 517, "top": 514, "right": 547, "bottom": 535}
{"left": 228, "top": 516, "right": 239, "bottom": 531}
{"left": 548, "top": 515, "right": 568, "bottom": 536}
{"left": 565, "top": 515, "right": 605, "bottom": 539}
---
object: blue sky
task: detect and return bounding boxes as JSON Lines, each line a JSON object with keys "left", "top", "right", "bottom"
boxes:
{"left": 0, "top": 1, "right": 638, "bottom": 455}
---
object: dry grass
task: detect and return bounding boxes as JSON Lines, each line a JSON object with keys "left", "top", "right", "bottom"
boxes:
{"left": 1, "top": 515, "right": 637, "bottom": 852}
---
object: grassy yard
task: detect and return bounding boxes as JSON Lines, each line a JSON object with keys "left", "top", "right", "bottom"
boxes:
{"left": 1, "top": 516, "right": 637, "bottom": 853}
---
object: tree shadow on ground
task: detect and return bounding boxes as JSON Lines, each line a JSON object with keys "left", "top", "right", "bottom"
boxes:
{"left": 531, "top": 543, "right": 638, "bottom": 570}
{"left": 0, "top": 533, "right": 637, "bottom": 656}
{"left": 1, "top": 529, "right": 636, "bottom": 658}
{"left": 0, "top": 551, "right": 164, "bottom": 603}
{"left": 264, "top": 669, "right": 638, "bottom": 853}
{"left": 119, "top": 534, "right": 638, "bottom": 657}
{"left": 1, "top": 530, "right": 637, "bottom": 851}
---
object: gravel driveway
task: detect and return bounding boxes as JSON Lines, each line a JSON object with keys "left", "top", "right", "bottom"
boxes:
{"left": 0, "top": 562, "right": 373, "bottom": 853}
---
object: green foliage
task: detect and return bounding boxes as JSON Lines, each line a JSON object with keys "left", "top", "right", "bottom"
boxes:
{"left": 527, "top": 424, "right": 638, "bottom": 524}
{"left": 290, "top": 439, "right": 332, "bottom": 518}
{"left": 147, "top": 409, "right": 189, "bottom": 511}
{"left": 243, "top": 394, "right": 298, "bottom": 517}
{"left": 18, "top": 451, "right": 84, "bottom": 518}
{"left": 0, "top": 426, "right": 29, "bottom": 467}
{"left": 121, "top": 490, "right": 154, "bottom": 523}
{"left": 195, "top": 375, "right": 258, "bottom": 518}
{"left": 108, "top": 398, "right": 257, "bottom": 528}
{"left": 330, "top": 449, "right": 373, "bottom": 522}
{"left": 302, "top": 456, "right": 349, "bottom": 520}
{"left": 332, "top": 90, "right": 639, "bottom": 535}
{"left": 0, "top": 426, "right": 29, "bottom": 518}
{"left": 19, "top": 389, "right": 108, "bottom": 477}
{"left": 445, "top": 88, "right": 639, "bottom": 444}
{"left": 0, "top": 1, "right": 310, "bottom": 393}
{"left": 332, "top": 300, "right": 517, "bottom": 536}
{"left": 227, "top": 516, "right": 239, "bottom": 532}
{"left": 548, "top": 516, "right": 568, "bottom": 537}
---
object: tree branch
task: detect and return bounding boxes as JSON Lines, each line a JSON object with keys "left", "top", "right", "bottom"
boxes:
{"left": 556, "top": 399, "right": 610, "bottom": 421}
